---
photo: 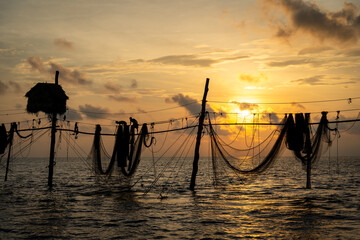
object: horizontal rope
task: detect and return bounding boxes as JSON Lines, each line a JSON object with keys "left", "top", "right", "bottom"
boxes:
{"left": 208, "top": 108, "right": 360, "bottom": 116}
{"left": 13, "top": 125, "right": 198, "bottom": 136}
{"left": 207, "top": 118, "right": 360, "bottom": 126}
{"left": 208, "top": 97, "right": 360, "bottom": 105}
{"left": 11, "top": 117, "right": 360, "bottom": 136}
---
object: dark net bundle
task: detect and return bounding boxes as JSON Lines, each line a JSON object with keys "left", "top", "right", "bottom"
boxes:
{"left": 90, "top": 119, "right": 150, "bottom": 179}
{"left": 286, "top": 112, "right": 335, "bottom": 167}
{"left": 0, "top": 124, "right": 8, "bottom": 154}
{"left": 91, "top": 124, "right": 115, "bottom": 176}
{"left": 209, "top": 115, "right": 289, "bottom": 185}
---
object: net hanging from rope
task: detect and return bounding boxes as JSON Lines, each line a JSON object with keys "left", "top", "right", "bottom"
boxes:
{"left": 209, "top": 115, "right": 288, "bottom": 185}
{"left": 90, "top": 118, "right": 151, "bottom": 178}
{"left": 209, "top": 111, "right": 338, "bottom": 186}
{"left": 286, "top": 112, "right": 337, "bottom": 167}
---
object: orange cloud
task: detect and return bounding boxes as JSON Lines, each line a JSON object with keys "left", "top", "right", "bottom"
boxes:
{"left": 54, "top": 38, "right": 74, "bottom": 50}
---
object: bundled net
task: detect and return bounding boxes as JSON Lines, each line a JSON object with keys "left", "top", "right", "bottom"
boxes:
{"left": 286, "top": 111, "right": 337, "bottom": 167}
{"left": 0, "top": 124, "right": 9, "bottom": 155}
{"left": 90, "top": 119, "right": 151, "bottom": 180}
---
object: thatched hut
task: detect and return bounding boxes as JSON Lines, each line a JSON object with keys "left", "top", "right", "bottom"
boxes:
{"left": 25, "top": 83, "right": 69, "bottom": 115}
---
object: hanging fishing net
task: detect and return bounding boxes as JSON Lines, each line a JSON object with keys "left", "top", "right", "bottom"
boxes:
{"left": 209, "top": 115, "right": 289, "bottom": 186}
{"left": 209, "top": 111, "right": 338, "bottom": 187}
{"left": 90, "top": 119, "right": 151, "bottom": 180}
{"left": 286, "top": 112, "right": 336, "bottom": 167}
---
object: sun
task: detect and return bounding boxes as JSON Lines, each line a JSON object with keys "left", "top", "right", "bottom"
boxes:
{"left": 235, "top": 109, "right": 251, "bottom": 119}
{"left": 230, "top": 98, "right": 259, "bottom": 121}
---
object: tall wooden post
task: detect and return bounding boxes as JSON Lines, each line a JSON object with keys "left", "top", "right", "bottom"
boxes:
{"left": 190, "top": 78, "right": 209, "bottom": 191}
{"left": 48, "top": 71, "right": 59, "bottom": 188}
{"left": 304, "top": 113, "right": 312, "bottom": 189}
{"left": 4, "top": 123, "right": 15, "bottom": 181}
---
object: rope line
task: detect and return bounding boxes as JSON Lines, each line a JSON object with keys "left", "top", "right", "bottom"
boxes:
{"left": 207, "top": 97, "right": 360, "bottom": 105}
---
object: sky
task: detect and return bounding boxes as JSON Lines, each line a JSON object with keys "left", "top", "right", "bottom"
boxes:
{"left": 0, "top": 0, "right": 360, "bottom": 157}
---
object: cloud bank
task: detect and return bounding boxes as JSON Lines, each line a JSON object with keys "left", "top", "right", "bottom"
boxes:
{"left": 79, "top": 104, "right": 110, "bottom": 119}
{"left": 54, "top": 38, "right": 74, "bottom": 50}
{"left": 149, "top": 54, "right": 248, "bottom": 68}
{"left": 264, "top": 0, "right": 360, "bottom": 44}
{"left": 165, "top": 93, "right": 215, "bottom": 115}
{"left": 27, "top": 56, "right": 92, "bottom": 86}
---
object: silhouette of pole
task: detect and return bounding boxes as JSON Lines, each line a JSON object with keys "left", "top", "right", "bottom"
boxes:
{"left": 190, "top": 78, "right": 209, "bottom": 191}
{"left": 4, "top": 123, "right": 15, "bottom": 181}
{"left": 304, "top": 113, "right": 312, "bottom": 189}
{"left": 48, "top": 71, "right": 59, "bottom": 188}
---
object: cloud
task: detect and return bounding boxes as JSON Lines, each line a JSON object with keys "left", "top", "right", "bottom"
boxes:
{"left": 291, "top": 102, "right": 305, "bottom": 110}
{"left": 267, "top": 58, "right": 311, "bottom": 67}
{"left": 239, "top": 73, "right": 267, "bottom": 82}
{"left": 137, "top": 108, "right": 146, "bottom": 113}
{"left": 79, "top": 104, "right": 110, "bottom": 119}
{"left": 263, "top": 112, "right": 280, "bottom": 123}
{"left": 264, "top": 0, "right": 360, "bottom": 44}
{"left": 65, "top": 108, "right": 83, "bottom": 121}
{"left": 0, "top": 81, "right": 9, "bottom": 94}
{"left": 275, "top": 27, "right": 293, "bottom": 39}
{"left": 8, "top": 81, "right": 21, "bottom": 92}
{"left": 149, "top": 54, "right": 248, "bottom": 67}
{"left": 26, "top": 56, "right": 92, "bottom": 86}
{"left": 298, "top": 46, "right": 333, "bottom": 55}
{"left": 136, "top": 88, "right": 165, "bottom": 96}
{"left": 292, "top": 75, "right": 356, "bottom": 85}
{"left": 232, "top": 102, "right": 259, "bottom": 111}
{"left": 54, "top": 38, "right": 73, "bottom": 50}
{"left": 49, "top": 62, "right": 92, "bottom": 85}
{"left": 165, "top": 93, "right": 215, "bottom": 115}
{"left": 344, "top": 48, "right": 360, "bottom": 57}
{"left": 108, "top": 95, "right": 136, "bottom": 102}
{"left": 0, "top": 80, "right": 22, "bottom": 94}
{"left": 28, "top": 56, "right": 46, "bottom": 72}
{"left": 130, "top": 79, "right": 138, "bottom": 88}
{"left": 151, "top": 54, "right": 215, "bottom": 67}
{"left": 104, "top": 82, "right": 121, "bottom": 92}
{"left": 292, "top": 75, "right": 325, "bottom": 85}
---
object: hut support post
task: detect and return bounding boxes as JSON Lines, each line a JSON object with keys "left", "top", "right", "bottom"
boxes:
{"left": 190, "top": 78, "right": 209, "bottom": 191}
{"left": 48, "top": 71, "right": 59, "bottom": 188}
{"left": 4, "top": 123, "right": 15, "bottom": 181}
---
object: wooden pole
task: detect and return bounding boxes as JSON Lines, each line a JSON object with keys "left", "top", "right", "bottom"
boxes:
{"left": 304, "top": 113, "right": 312, "bottom": 189}
{"left": 190, "top": 78, "right": 209, "bottom": 191}
{"left": 4, "top": 123, "right": 15, "bottom": 181}
{"left": 48, "top": 71, "right": 59, "bottom": 188}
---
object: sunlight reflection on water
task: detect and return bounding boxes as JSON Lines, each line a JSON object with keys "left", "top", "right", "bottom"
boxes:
{"left": 0, "top": 156, "right": 359, "bottom": 239}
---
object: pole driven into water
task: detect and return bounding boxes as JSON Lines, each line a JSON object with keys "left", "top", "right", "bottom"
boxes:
{"left": 190, "top": 78, "right": 210, "bottom": 191}
{"left": 4, "top": 123, "right": 15, "bottom": 181}
{"left": 48, "top": 71, "right": 59, "bottom": 188}
{"left": 304, "top": 113, "right": 312, "bottom": 189}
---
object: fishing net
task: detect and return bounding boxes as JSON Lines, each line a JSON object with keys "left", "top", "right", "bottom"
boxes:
{"left": 209, "top": 112, "right": 337, "bottom": 187}
{"left": 209, "top": 115, "right": 289, "bottom": 186}
{"left": 286, "top": 112, "right": 336, "bottom": 167}
{"left": 90, "top": 120, "right": 150, "bottom": 179}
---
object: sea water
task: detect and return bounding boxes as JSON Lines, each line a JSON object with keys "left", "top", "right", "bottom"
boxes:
{"left": 0, "top": 156, "right": 359, "bottom": 239}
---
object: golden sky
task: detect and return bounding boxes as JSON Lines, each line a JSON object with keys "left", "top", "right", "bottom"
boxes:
{"left": 0, "top": 0, "right": 360, "bottom": 156}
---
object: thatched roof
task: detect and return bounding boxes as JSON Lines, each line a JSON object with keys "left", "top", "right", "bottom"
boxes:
{"left": 25, "top": 83, "right": 69, "bottom": 114}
